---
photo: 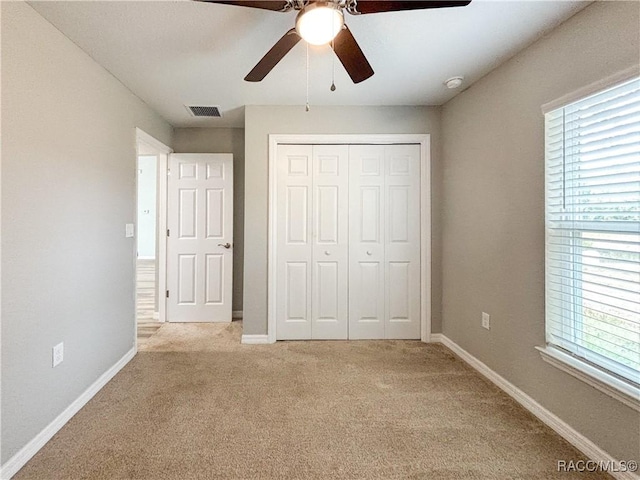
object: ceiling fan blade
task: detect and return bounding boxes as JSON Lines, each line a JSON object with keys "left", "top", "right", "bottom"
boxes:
{"left": 196, "top": 1, "right": 292, "bottom": 12}
{"left": 332, "top": 25, "right": 374, "bottom": 84}
{"left": 348, "top": 1, "right": 471, "bottom": 14}
{"left": 245, "top": 28, "right": 301, "bottom": 82}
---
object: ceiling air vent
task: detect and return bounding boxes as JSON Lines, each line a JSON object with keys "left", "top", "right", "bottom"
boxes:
{"left": 186, "top": 105, "right": 222, "bottom": 118}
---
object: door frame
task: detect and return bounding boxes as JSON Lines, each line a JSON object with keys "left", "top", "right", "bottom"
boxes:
{"left": 135, "top": 128, "right": 172, "bottom": 339}
{"left": 267, "top": 134, "right": 432, "bottom": 343}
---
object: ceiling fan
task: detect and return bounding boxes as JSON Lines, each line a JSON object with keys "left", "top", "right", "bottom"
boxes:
{"left": 198, "top": 0, "right": 472, "bottom": 83}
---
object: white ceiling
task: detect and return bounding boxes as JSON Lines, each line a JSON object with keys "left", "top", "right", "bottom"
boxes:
{"left": 30, "top": 0, "right": 590, "bottom": 127}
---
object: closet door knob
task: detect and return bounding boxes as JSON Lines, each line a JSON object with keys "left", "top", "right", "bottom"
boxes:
{"left": 324, "top": 251, "right": 331, "bottom": 256}
{"left": 366, "top": 250, "right": 373, "bottom": 256}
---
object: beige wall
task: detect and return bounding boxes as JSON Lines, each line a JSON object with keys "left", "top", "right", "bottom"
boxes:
{"left": 1, "top": 2, "right": 173, "bottom": 464}
{"left": 243, "top": 106, "right": 442, "bottom": 335}
{"left": 173, "top": 128, "right": 245, "bottom": 311}
{"left": 441, "top": 1, "right": 639, "bottom": 462}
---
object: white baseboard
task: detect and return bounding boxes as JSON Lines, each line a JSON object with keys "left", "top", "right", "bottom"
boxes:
{"left": 232, "top": 310, "right": 243, "bottom": 319}
{"left": 0, "top": 347, "right": 136, "bottom": 480}
{"left": 429, "top": 334, "right": 638, "bottom": 480}
{"left": 241, "top": 334, "right": 271, "bottom": 345}
{"left": 429, "top": 333, "right": 445, "bottom": 343}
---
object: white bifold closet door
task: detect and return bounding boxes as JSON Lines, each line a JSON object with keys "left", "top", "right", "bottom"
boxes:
{"left": 349, "top": 145, "right": 421, "bottom": 339}
{"left": 276, "top": 145, "right": 349, "bottom": 340}
{"left": 275, "top": 143, "right": 420, "bottom": 340}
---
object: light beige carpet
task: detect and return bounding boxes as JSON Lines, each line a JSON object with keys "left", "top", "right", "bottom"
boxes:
{"left": 15, "top": 322, "right": 611, "bottom": 479}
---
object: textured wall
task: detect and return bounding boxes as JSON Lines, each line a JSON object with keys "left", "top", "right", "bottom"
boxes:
{"left": 243, "top": 106, "right": 442, "bottom": 335}
{"left": 172, "top": 128, "right": 245, "bottom": 312}
{"left": 1, "top": 2, "right": 173, "bottom": 464}
{"left": 441, "top": 1, "right": 640, "bottom": 462}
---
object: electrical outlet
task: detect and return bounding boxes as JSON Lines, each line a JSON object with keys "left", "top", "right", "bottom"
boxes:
{"left": 52, "top": 342, "right": 64, "bottom": 367}
{"left": 482, "top": 312, "right": 490, "bottom": 330}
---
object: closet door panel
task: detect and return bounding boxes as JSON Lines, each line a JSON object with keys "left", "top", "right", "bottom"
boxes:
{"left": 276, "top": 145, "right": 313, "bottom": 339}
{"left": 312, "top": 145, "right": 349, "bottom": 339}
{"left": 385, "top": 145, "right": 421, "bottom": 339}
{"left": 348, "top": 145, "right": 385, "bottom": 339}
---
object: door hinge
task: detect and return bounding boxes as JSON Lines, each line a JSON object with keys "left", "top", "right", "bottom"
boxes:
{"left": 166, "top": 290, "right": 169, "bottom": 298}
{"left": 167, "top": 229, "right": 170, "bottom": 237}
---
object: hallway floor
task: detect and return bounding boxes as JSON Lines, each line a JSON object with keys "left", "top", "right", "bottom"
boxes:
{"left": 136, "top": 259, "right": 161, "bottom": 345}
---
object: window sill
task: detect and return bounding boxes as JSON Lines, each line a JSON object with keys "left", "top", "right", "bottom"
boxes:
{"left": 536, "top": 346, "right": 640, "bottom": 412}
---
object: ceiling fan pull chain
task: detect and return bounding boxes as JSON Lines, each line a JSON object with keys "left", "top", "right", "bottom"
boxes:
{"left": 305, "top": 42, "right": 310, "bottom": 112}
{"left": 330, "top": 49, "right": 336, "bottom": 91}
{"left": 330, "top": 23, "right": 336, "bottom": 91}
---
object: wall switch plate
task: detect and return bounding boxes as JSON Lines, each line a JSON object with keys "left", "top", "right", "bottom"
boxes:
{"left": 52, "top": 342, "right": 64, "bottom": 367}
{"left": 125, "top": 223, "right": 135, "bottom": 238}
{"left": 482, "top": 312, "right": 491, "bottom": 330}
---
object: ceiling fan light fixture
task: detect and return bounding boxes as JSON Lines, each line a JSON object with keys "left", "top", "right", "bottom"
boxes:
{"left": 296, "top": 3, "right": 344, "bottom": 46}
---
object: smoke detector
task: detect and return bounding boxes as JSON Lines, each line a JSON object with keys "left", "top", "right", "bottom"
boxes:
{"left": 444, "top": 76, "right": 464, "bottom": 89}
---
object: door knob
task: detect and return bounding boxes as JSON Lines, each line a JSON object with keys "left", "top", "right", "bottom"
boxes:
{"left": 324, "top": 250, "right": 331, "bottom": 256}
{"left": 366, "top": 250, "right": 373, "bottom": 256}
{"left": 218, "top": 243, "right": 232, "bottom": 249}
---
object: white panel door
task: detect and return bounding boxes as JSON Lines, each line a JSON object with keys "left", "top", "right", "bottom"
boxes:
{"left": 276, "top": 145, "right": 349, "bottom": 340}
{"left": 167, "top": 154, "right": 233, "bottom": 322}
{"left": 348, "top": 145, "right": 421, "bottom": 339}
{"left": 384, "top": 145, "right": 421, "bottom": 339}
{"left": 348, "top": 146, "right": 386, "bottom": 339}
{"left": 311, "top": 145, "right": 349, "bottom": 339}
{"left": 276, "top": 145, "right": 313, "bottom": 339}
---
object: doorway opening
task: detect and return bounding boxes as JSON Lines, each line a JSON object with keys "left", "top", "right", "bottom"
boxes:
{"left": 135, "top": 128, "right": 172, "bottom": 348}
{"left": 136, "top": 153, "right": 159, "bottom": 341}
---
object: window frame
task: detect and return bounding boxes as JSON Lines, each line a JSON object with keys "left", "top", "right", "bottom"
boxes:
{"left": 539, "top": 67, "right": 640, "bottom": 411}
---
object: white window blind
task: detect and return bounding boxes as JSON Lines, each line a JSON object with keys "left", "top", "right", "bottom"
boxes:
{"left": 545, "top": 76, "right": 640, "bottom": 387}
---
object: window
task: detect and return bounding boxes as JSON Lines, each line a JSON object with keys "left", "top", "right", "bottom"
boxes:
{"left": 544, "top": 76, "right": 640, "bottom": 393}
